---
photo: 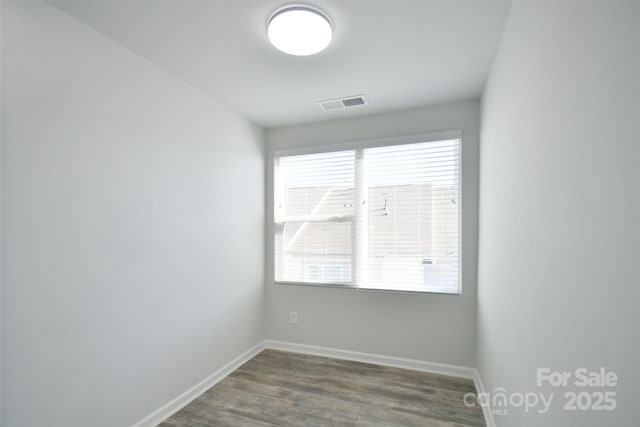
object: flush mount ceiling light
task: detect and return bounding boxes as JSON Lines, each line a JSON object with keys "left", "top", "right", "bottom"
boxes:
{"left": 267, "top": 5, "right": 332, "bottom": 56}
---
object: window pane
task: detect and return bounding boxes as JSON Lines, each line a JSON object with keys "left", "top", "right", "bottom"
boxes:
{"left": 275, "top": 150, "right": 355, "bottom": 284}
{"left": 363, "top": 140, "right": 460, "bottom": 293}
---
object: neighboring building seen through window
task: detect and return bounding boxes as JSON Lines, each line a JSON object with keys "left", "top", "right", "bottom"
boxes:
{"left": 274, "top": 132, "right": 461, "bottom": 294}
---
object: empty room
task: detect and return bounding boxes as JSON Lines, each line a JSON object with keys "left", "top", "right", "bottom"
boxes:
{"left": 1, "top": 0, "right": 639, "bottom": 426}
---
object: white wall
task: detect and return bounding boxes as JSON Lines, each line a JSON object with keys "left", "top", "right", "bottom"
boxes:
{"left": 1, "top": 2, "right": 264, "bottom": 426}
{"left": 266, "top": 100, "right": 479, "bottom": 367}
{"left": 478, "top": 2, "right": 640, "bottom": 426}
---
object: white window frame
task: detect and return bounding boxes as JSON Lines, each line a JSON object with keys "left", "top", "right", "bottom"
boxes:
{"left": 273, "top": 130, "right": 463, "bottom": 295}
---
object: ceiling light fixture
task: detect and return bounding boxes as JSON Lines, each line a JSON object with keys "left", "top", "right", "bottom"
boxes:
{"left": 267, "top": 5, "right": 332, "bottom": 56}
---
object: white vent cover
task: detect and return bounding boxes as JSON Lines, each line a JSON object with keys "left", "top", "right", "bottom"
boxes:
{"left": 318, "top": 95, "right": 368, "bottom": 112}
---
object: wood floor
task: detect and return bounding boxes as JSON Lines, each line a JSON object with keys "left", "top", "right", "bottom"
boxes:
{"left": 160, "top": 349, "right": 486, "bottom": 427}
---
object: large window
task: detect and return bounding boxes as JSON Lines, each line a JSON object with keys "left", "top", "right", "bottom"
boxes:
{"left": 274, "top": 131, "right": 461, "bottom": 294}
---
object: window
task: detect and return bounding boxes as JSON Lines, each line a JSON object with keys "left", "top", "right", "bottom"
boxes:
{"left": 274, "top": 131, "right": 461, "bottom": 294}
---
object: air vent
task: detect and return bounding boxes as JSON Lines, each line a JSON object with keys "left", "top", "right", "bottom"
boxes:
{"left": 318, "top": 95, "right": 368, "bottom": 112}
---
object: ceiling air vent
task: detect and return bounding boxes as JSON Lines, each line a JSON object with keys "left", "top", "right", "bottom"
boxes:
{"left": 318, "top": 95, "right": 368, "bottom": 112}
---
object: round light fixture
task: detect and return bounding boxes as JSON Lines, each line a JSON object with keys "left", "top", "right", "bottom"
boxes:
{"left": 267, "top": 5, "right": 332, "bottom": 56}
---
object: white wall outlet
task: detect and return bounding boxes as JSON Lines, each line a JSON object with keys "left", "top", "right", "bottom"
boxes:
{"left": 289, "top": 311, "right": 298, "bottom": 324}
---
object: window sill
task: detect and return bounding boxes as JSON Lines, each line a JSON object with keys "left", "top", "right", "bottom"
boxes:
{"left": 273, "top": 280, "right": 461, "bottom": 295}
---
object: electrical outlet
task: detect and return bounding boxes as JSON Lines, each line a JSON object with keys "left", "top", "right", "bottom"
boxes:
{"left": 289, "top": 311, "right": 298, "bottom": 324}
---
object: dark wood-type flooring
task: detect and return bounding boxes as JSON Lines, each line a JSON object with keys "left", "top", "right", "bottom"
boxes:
{"left": 160, "top": 349, "right": 486, "bottom": 427}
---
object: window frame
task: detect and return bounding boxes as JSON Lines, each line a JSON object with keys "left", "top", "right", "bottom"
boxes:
{"left": 273, "top": 130, "right": 463, "bottom": 295}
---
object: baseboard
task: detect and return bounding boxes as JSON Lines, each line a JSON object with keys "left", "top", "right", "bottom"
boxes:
{"left": 472, "top": 369, "right": 496, "bottom": 427}
{"left": 265, "top": 340, "right": 495, "bottom": 425}
{"left": 131, "top": 341, "right": 265, "bottom": 427}
{"left": 264, "top": 339, "right": 476, "bottom": 379}
{"left": 131, "top": 339, "right": 492, "bottom": 427}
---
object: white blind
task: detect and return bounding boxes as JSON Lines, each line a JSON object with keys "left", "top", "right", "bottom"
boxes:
{"left": 274, "top": 135, "right": 461, "bottom": 294}
{"left": 363, "top": 140, "right": 460, "bottom": 293}
{"left": 274, "top": 150, "right": 355, "bottom": 284}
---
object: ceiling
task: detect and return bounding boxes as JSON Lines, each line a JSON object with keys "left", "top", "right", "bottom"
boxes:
{"left": 51, "top": 1, "right": 511, "bottom": 128}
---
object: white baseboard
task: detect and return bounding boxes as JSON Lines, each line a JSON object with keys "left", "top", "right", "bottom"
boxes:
{"left": 264, "top": 339, "right": 476, "bottom": 379}
{"left": 131, "top": 341, "right": 265, "bottom": 427}
{"left": 265, "top": 340, "right": 494, "bottom": 426}
{"left": 472, "top": 369, "right": 496, "bottom": 427}
{"left": 132, "top": 339, "right": 493, "bottom": 427}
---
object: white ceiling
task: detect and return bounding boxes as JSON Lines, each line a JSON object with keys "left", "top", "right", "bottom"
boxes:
{"left": 51, "top": 1, "right": 511, "bottom": 128}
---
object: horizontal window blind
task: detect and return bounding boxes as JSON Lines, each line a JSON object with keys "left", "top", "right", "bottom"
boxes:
{"left": 363, "top": 140, "right": 460, "bottom": 293}
{"left": 274, "top": 150, "right": 355, "bottom": 284}
{"left": 274, "top": 134, "right": 461, "bottom": 294}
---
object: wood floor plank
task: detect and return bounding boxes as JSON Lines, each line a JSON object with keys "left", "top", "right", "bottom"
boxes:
{"left": 160, "top": 350, "right": 486, "bottom": 427}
